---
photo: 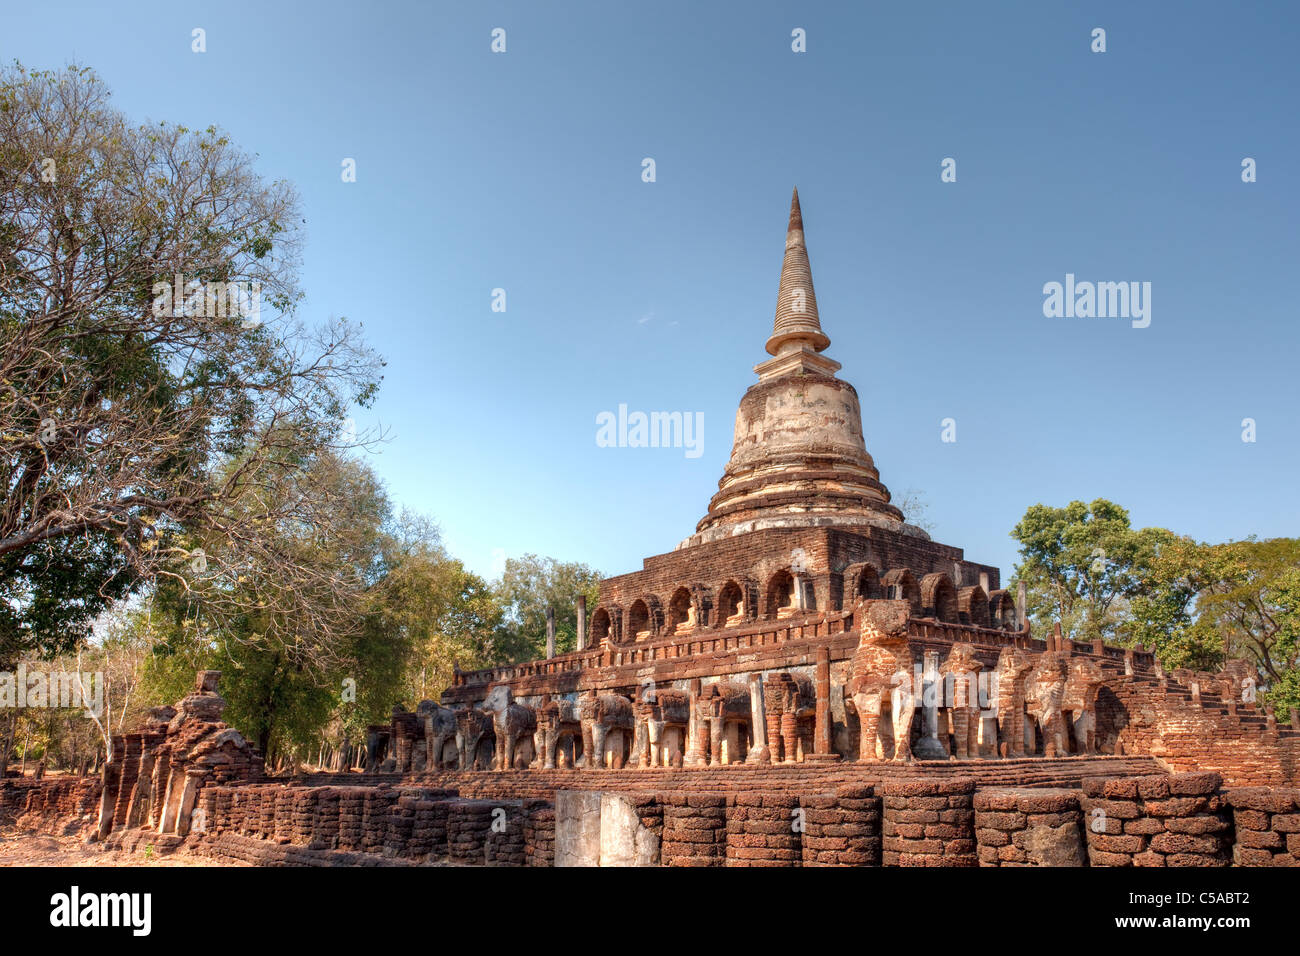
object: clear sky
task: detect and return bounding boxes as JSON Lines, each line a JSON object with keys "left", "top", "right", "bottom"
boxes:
{"left": 6, "top": 1, "right": 1298, "bottom": 585}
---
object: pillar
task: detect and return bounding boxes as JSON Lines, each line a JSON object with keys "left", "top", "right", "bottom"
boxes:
{"left": 914, "top": 651, "right": 948, "bottom": 759}
{"left": 767, "top": 711, "right": 784, "bottom": 762}
{"left": 746, "top": 674, "right": 770, "bottom": 764}
{"left": 96, "top": 759, "right": 120, "bottom": 840}
{"left": 576, "top": 594, "right": 587, "bottom": 651}
{"left": 175, "top": 769, "right": 204, "bottom": 837}
{"left": 546, "top": 607, "right": 555, "bottom": 659}
{"left": 684, "top": 679, "right": 705, "bottom": 767}
{"left": 781, "top": 713, "right": 799, "bottom": 764}
{"left": 814, "top": 646, "right": 832, "bottom": 755}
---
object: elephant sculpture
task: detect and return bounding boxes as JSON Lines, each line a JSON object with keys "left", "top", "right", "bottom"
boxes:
{"left": 763, "top": 673, "right": 815, "bottom": 763}
{"left": 844, "top": 600, "right": 917, "bottom": 762}
{"left": 1062, "top": 657, "right": 1107, "bottom": 755}
{"left": 480, "top": 685, "right": 538, "bottom": 771}
{"left": 417, "top": 699, "right": 459, "bottom": 771}
{"left": 696, "top": 681, "right": 752, "bottom": 765}
{"left": 578, "top": 692, "right": 634, "bottom": 769}
{"left": 1024, "top": 654, "right": 1071, "bottom": 756}
{"left": 536, "top": 697, "right": 583, "bottom": 769}
{"left": 993, "top": 645, "right": 1037, "bottom": 757}
{"left": 633, "top": 689, "right": 690, "bottom": 768}
{"left": 1216, "top": 659, "right": 1257, "bottom": 704}
{"left": 454, "top": 706, "right": 494, "bottom": 770}
{"left": 939, "top": 643, "right": 985, "bottom": 758}
{"left": 390, "top": 706, "right": 423, "bottom": 772}
{"left": 363, "top": 725, "right": 391, "bottom": 773}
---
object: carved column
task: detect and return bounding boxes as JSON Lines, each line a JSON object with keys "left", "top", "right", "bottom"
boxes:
{"left": 126, "top": 746, "right": 155, "bottom": 828}
{"left": 949, "top": 672, "right": 971, "bottom": 759}
{"left": 914, "top": 651, "right": 948, "bottom": 759}
{"left": 814, "top": 646, "right": 832, "bottom": 755}
{"left": 96, "top": 760, "right": 120, "bottom": 841}
{"left": 1003, "top": 684, "right": 1026, "bottom": 758}
{"left": 745, "top": 674, "right": 770, "bottom": 764}
{"left": 580, "top": 691, "right": 596, "bottom": 769}
{"left": 684, "top": 679, "right": 705, "bottom": 767}
{"left": 767, "top": 702, "right": 784, "bottom": 762}
{"left": 781, "top": 713, "right": 799, "bottom": 764}
{"left": 633, "top": 705, "right": 650, "bottom": 768}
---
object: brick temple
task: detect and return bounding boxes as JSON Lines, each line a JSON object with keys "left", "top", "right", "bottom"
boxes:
{"left": 424, "top": 189, "right": 1298, "bottom": 784}
{"left": 9, "top": 190, "right": 1299, "bottom": 867}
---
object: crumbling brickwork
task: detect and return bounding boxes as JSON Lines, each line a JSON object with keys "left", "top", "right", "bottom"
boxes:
{"left": 1224, "top": 788, "right": 1300, "bottom": 865}
{"left": 726, "top": 792, "right": 801, "bottom": 866}
{"left": 1080, "top": 772, "right": 1230, "bottom": 866}
{"left": 880, "top": 778, "right": 977, "bottom": 867}
{"left": 974, "top": 788, "right": 1086, "bottom": 866}
{"left": 799, "top": 785, "right": 881, "bottom": 866}
{"left": 522, "top": 801, "right": 556, "bottom": 866}
{"left": 659, "top": 793, "right": 728, "bottom": 867}
{"left": 10, "top": 776, "right": 101, "bottom": 834}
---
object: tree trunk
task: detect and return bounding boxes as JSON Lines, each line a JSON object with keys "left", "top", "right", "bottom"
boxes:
{"left": 0, "top": 713, "right": 16, "bottom": 779}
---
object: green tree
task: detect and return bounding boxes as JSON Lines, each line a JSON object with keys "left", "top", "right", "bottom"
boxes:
{"left": 141, "top": 453, "right": 403, "bottom": 764}
{"left": 493, "top": 554, "right": 601, "bottom": 661}
{"left": 1124, "top": 537, "right": 1300, "bottom": 719}
{"left": 1010, "top": 498, "right": 1171, "bottom": 643}
{"left": 1122, "top": 536, "right": 1223, "bottom": 670}
{"left": 0, "top": 63, "right": 381, "bottom": 662}
{"left": 372, "top": 524, "right": 505, "bottom": 704}
{"left": 1264, "top": 567, "right": 1300, "bottom": 719}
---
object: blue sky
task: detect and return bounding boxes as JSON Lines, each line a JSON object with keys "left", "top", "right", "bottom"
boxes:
{"left": 7, "top": 1, "right": 1298, "bottom": 584}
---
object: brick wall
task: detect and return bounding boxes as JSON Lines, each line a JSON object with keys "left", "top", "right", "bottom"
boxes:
{"left": 7, "top": 776, "right": 102, "bottom": 834}
{"left": 974, "top": 788, "right": 1086, "bottom": 866}
{"left": 659, "top": 793, "right": 728, "bottom": 867}
{"left": 799, "top": 785, "right": 881, "bottom": 866}
{"left": 1080, "top": 772, "right": 1231, "bottom": 866}
{"left": 880, "top": 778, "right": 977, "bottom": 866}
{"left": 9, "top": 768, "right": 1299, "bottom": 868}
{"left": 1224, "top": 788, "right": 1300, "bottom": 865}
{"left": 726, "top": 792, "right": 802, "bottom": 866}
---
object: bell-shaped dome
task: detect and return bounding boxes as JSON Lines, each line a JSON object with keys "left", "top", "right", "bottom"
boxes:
{"left": 680, "top": 189, "right": 926, "bottom": 549}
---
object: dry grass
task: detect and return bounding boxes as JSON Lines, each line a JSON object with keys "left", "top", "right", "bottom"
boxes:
{"left": 0, "top": 825, "right": 244, "bottom": 867}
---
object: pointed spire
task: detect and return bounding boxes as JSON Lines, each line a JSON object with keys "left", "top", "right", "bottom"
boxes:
{"left": 756, "top": 188, "right": 839, "bottom": 381}
{"left": 766, "top": 187, "right": 831, "bottom": 357}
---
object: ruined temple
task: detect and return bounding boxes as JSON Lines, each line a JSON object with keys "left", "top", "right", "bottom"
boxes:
{"left": 421, "top": 189, "right": 1298, "bottom": 784}
{"left": 11, "top": 190, "right": 1298, "bottom": 867}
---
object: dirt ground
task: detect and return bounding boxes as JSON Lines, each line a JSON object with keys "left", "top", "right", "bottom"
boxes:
{"left": 0, "top": 825, "right": 243, "bottom": 866}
